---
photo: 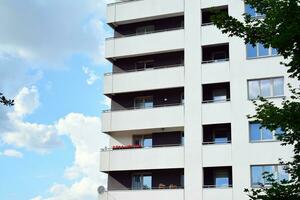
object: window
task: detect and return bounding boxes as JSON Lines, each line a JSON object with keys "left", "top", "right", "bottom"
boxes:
{"left": 212, "top": 88, "right": 227, "bottom": 101}
{"left": 246, "top": 43, "right": 278, "bottom": 58}
{"left": 136, "top": 25, "right": 155, "bottom": 35}
{"left": 248, "top": 77, "right": 284, "bottom": 99}
{"left": 135, "top": 60, "right": 155, "bottom": 71}
{"left": 251, "top": 165, "right": 289, "bottom": 187}
{"left": 213, "top": 127, "right": 230, "bottom": 143}
{"left": 132, "top": 174, "right": 152, "bottom": 190}
{"left": 134, "top": 96, "right": 153, "bottom": 109}
{"left": 245, "top": 4, "right": 264, "bottom": 18}
{"left": 249, "top": 122, "right": 283, "bottom": 142}
{"left": 133, "top": 135, "right": 153, "bottom": 148}
{"left": 215, "top": 170, "right": 230, "bottom": 187}
{"left": 212, "top": 51, "right": 227, "bottom": 61}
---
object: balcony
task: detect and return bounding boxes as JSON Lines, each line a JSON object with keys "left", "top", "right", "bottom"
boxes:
{"left": 101, "top": 188, "right": 184, "bottom": 200}
{"left": 203, "top": 167, "right": 233, "bottom": 188}
{"left": 203, "top": 123, "right": 231, "bottom": 145}
{"left": 107, "top": 0, "right": 184, "bottom": 25}
{"left": 201, "top": 6, "right": 228, "bottom": 26}
{"left": 102, "top": 104, "right": 184, "bottom": 132}
{"left": 105, "top": 169, "right": 184, "bottom": 192}
{"left": 105, "top": 28, "right": 184, "bottom": 59}
{"left": 202, "top": 43, "right": 229, "bottom": 64}
{"left": 201, "top": 82, "right": 231, "bottom": 124}
{"left": 104, "top": 51, "right": 184, "bottom": 94}
{"left": 104, "top": 66, "right": 184, "bottom": 94}
{"left": 102, "top": 88, "right": 184, "bottom": 132}
{"left": 201, "top": 6, "right": 229, "bottom": 46}
{"left": 100, "top": 145, "right": 184, "bottom": 171}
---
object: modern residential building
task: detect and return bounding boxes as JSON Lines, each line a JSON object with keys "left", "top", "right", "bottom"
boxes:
{"left": 99, "top": 0, "right": 296, "bottom": 200}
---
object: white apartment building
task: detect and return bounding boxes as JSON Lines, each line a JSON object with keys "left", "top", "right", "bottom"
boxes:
{"left": 100, "top": 0, "right": 296, "bottom": 200}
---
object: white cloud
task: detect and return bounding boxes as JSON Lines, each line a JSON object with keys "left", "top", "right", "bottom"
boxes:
{"left": 0, "top": 0, "right": 108, "bottom": 65}
{"left": 1, "top": 87, "right": 109, "bottom": 199}
{"left": 0, "top": 149, "right": 23, "bottom": 158}
{"left": 1, "top": 86, "right": 62, "bottom": 153}
{"left": 14, "top": 86, "right": 39, "bottom": 116}
{"left": 0, "top": 0, "right": 112, "bottom": 100}
{"left": 82, "top": 66, "right": 100, "bottom": 85}
{"left": 31, "top": 113, "right": 109, "bottom": 200}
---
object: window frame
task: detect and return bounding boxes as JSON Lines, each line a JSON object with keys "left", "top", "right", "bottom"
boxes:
{"left": 134, "top": 60, "right": 155, "bottom": 71}
{"left": 134, "top": 96, "right": 154, "bottom": 109}
{"left": 250, "top": 165, "right": 289, "bottom": 187}
{"left": 244, "top": 4, "right": 265, "bottom": 19}
{"left": 246, "top": 43, "right": 279, "bottom": 59}
{"left": 249, "top": 122, "right": 282, "bottom": 142}
{"left": 131, "top": 173, "right": 152, "bottom": 190}
{"left": 133, "top": 134, "right": 153, "bottom": 148}
{"left": 213, "top": 169, "right": 230, "bottom": 187}
{"left": 136, "top": 25, "right": 155, "bottom": 35}
{"left": 247, "top": 77, "right": 284, "bottom": 100}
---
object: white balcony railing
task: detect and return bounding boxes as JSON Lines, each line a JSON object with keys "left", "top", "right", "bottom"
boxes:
{"left": 103, "top": 65, "right": 184, "bottom": 94}
{"left": 101, "top": 188, "right": 184, "bottom": 200}
{"left": 105, "top": 28, "right": 184, "bottom": 59}
{"left": 202, "top": 187, "right": 233, "bottom": 200}
{"left": 100, "top": 145, "right": 184, "bottom": 171}
{"left": 102, "top": 104, "right": 184, "bottom": 132}
{"left": 202, "top": 101, "right": 231, "bottom": 124}
{"left": 107, "top": 0, "right": 184, "bottom": 24}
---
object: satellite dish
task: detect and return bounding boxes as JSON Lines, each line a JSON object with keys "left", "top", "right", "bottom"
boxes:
{"left": 97, "top": 186, "right": 106, "bottom": 194}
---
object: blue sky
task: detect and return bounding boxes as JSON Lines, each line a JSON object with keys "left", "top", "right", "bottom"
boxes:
{"left": 0, "top": 1, "right": 111, "bottom": 199}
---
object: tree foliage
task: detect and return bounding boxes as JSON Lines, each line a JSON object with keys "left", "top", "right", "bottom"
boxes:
{"left": 211, "top": 0, "right": 300, "bottom": 199}
{"left": 0, "top": 92, "right": 14, "bottom": 106}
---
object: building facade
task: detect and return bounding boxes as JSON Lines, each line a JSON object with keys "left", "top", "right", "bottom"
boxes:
{"left": 100, "top": 0, "right": 295, "bottom": 200}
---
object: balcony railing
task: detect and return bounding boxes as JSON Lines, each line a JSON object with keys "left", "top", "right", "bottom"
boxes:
{"left": 201, "top": 22, "right": 214, "bottom": 26}
{"left": 108, "top": 186, "right": 184, "bottom": 191}
{"left": 203, "top": 185, "right": 232, "bottom": 188}
{"left": 104, "top": 63, "right": 183, "bottom": 76}
{"left": 202, "top": 140, "right": 231, "bottom": 145}
{"left": 202, "top": 58, "right": 229, "bottom": 64}
{"left": 101, "top": 143, "right": 183, "bottom": 152}
{"left": 103, "top": 102, "right": 183, "bottom": 113}
{"left": 106, "top": 26, "right": 184, "bottom": 40}
{"left": 202, "top": 98, "right": 230, "bottom": 104}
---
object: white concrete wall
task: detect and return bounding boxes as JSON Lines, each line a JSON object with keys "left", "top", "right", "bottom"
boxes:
{"left": 201, "top": 25, "right": 229, "bottom": 46}
{"left": 203, "top": 188, "right": 233, "bottom": 200}
{"left": 201, "top": 0, "right": 228, "bottom": 9}
{"left": 101, "top": 105, "right": 184, "bottom": 132}
{"left": 107, "top": 0, "right": 184, "bottom": 25}
{"left": 103, "top": 66, "right": 184, "bottom": 94}
{"left": 202, "top": 102, "right": 231, "bottom": 124}
{"left": 100, "top": 146, "right": 184, "bottom": 171}
{"left": 184, "top": 0, "right": 203, "bottom": 200}
{"left": 105, "top": 29, "right": 184, "bottom": 59}
{"left": 201, "top": 62, "right": 230, "bottom": 84}
{"left": 202, "top": 144, "right": 232, "bottom": 167}
{"left": 101, "top": 189, "right": 184, "bottom": 200}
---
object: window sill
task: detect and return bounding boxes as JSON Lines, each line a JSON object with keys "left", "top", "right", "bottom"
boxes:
{"left": 248, "top": 95, "right": 286, "bottom": 101}
{"left": 202, "top": 142, "right": 231, "bottom": 145}
{"left": 249, "top": 140, "right": 280, "bottom": 144}
{"left": 246, "top": 54, "right": 281, "bottom": 60}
